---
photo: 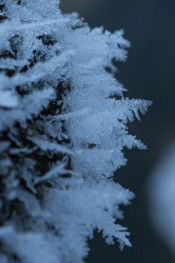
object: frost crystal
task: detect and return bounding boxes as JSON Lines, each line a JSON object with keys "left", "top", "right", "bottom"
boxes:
{"left": 0, "top": 1, "right": 151, "bottom": 262}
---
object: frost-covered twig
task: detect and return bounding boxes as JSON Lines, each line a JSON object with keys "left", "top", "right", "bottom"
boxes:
{"left": 0, "top": 1, "right": 151, "bottom": 263}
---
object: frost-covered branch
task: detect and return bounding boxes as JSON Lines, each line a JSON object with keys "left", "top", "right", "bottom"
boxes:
{"left": 0, "top": 1, "right": 151, "bottom": 263}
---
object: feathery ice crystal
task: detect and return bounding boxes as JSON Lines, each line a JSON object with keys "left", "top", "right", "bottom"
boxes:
{"left": 0, "top": 1, "right": 151, "bottom": 262}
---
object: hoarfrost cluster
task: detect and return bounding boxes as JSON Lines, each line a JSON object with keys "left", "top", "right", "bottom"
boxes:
{"left": 0, "top": 0, "right": 151, "bottom": 262}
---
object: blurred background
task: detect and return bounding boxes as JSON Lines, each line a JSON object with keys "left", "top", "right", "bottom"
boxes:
{"left": 60, "top": 1, "right": 175, "bottom": 262}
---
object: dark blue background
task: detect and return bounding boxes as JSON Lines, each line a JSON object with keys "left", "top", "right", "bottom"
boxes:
{"left": 61, "top": 1, "right": 175, "bottom": 262}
